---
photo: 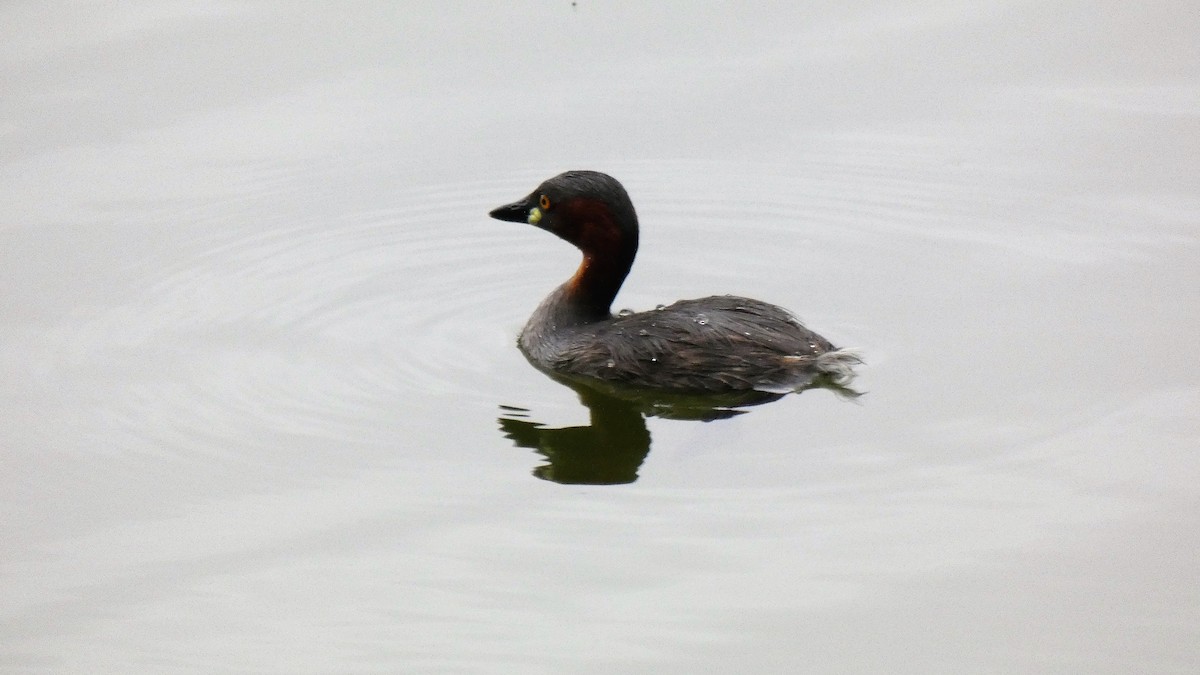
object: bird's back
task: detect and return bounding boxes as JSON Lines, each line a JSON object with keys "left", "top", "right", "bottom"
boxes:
{"left": 524, "top": 295, "right": 847, "bottom": 393}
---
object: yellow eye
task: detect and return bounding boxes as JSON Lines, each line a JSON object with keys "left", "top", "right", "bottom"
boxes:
{"left": 539, "top": 194, "right": 551, "bottom": 210}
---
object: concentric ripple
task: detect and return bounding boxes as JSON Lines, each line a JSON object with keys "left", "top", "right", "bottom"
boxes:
{"left": 33, "top": 172, "right": 567, "bottom": 460}
{"left": 34, "top": 145, "right": 1199, "bottom": 465}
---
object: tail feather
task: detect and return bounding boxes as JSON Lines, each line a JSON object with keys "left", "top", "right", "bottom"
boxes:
{"left": 812, "top": 348, "right": 863, "bottom": 385}
{"left": 775, "top": 347, "right": 863, "bottom": 395}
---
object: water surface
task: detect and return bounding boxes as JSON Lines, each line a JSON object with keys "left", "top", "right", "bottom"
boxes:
{"left": 2, "top": 2, "right": 1198, "bottom": 673}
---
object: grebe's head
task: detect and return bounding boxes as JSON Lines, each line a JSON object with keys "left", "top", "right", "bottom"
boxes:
{"left": 488, "top": 171, "right": 638, "bottom": 254}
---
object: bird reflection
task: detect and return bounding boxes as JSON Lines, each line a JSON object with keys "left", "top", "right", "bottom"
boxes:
{"left": 499, "top": 375, "right": 859, "bottom": 485}
{"left": 498, "top": 385, "right": 650, "bottom": 485}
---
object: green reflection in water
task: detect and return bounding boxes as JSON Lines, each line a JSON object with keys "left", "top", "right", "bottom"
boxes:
{"left": 499, "top": 374, "right": 860, "bottom": 485}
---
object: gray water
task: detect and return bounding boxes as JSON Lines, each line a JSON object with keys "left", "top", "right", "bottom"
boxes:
{"left": 3, "top": 2, "right": 1198, "bottom": 673}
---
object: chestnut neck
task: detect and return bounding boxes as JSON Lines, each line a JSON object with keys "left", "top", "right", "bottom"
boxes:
{"left": 564, "top": 241, "right": 637, "bottom": 321}
{"left": 546, "top": 194, "right": 639, "bottom": 323}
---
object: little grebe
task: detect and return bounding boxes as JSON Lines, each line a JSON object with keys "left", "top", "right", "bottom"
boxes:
{"left": 489, "top": 170, "right": 860, "bottom": 394}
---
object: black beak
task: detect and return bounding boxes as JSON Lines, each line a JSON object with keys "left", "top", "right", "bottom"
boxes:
{"left": 488, "top": 197, "right": 532, "bottom": 223}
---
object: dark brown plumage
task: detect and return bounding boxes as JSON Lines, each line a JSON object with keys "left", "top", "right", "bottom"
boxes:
{"left": 489, "top": 171, "right": 860, "bottom": 394}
